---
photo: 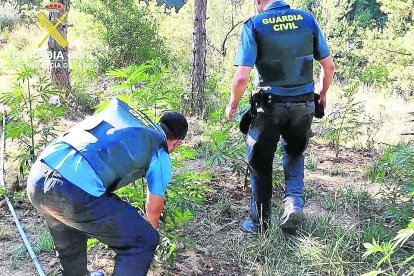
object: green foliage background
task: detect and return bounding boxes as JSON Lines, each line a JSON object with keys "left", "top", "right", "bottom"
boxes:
{"left": 0, "top": 0, "right": 413, "bottom": 274}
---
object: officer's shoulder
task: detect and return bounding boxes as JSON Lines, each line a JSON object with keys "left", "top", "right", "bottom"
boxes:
{"left": 246, "top": 13, "right": 264, "bottom": 25}
{"left": 241, "top": 17, "right": 256, "bottom": 29}
{"left": 243, "top": 17, "right": 253, "bottom": 25}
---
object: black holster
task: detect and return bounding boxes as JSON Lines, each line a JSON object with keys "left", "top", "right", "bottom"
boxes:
{"left": 313, "top": 93, "right": 325, "bottom": 118}
{"left": 239, "top": 91, "right": 262, "bottom": 135}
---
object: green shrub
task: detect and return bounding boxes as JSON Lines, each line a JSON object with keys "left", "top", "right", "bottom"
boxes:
{"left": 363, "top": 219, "right": 414, "bottom": 276}
{"left": 350, "top": 0, "right": 386, "bottom": 28}
{"left": 321, "top": 82, "right": 365, "bottom": 157}
{"left": 362, "top": 221, "right": 397, "bottom": 244}
{"left": 368, "top": 144, "right": 414, "bottom": 224}
{"left": 76, "top": 0, "right": 169, "bottom": 70}
{"left": 115, "top": 182, "right": 146, "bottom": 212}
{"left": 106, "top": 61, "right": 183, "bottom": 115}
{"left": 0, "top": 65, "right": 65, "bottom": 176}
{"left": 360, "top": 63, "right": 389, "bottom": 85}
{"left": 164, "top": 170, "right": 210, "bottom": 230}
{"left": 202, "top": 123, "right": 246, "bottom": 176}
{"left": 112, "top": 143, "right": 209, "bottom": 262}
{"left": 354, "top": 9, "right": 375, "bottom": 28}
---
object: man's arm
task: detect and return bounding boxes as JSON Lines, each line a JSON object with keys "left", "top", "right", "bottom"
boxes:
{"left": 311, "top": 13, "right": 335, "bottom": 109}
{"left": 145, "top": 148, "right": 171, "bottom": 229}
{"left": 226, "top": 19, "right": 256, "bottom": 120}
{"left": 145, "top": 192, "right": 165, "bottom": 229}
{"left": 316, "top": 55, "right": 335, "bottom": 108}
{"left": 226, "top": 66, "right": 253, "bottom": 120}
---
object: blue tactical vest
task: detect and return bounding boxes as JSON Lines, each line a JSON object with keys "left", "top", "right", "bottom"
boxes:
{"left": 57, "top": 98, "right": 167, "bottom": 192}
{"left": 251, "top": 4, "right": 319, "bottom": 91}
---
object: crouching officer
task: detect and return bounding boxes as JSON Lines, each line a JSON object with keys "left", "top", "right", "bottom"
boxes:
{"left": 27, "top": 98, "right": 188, "bottom": 276}
{"left": 226, "top": 0, "right": 335, "bottom": 233}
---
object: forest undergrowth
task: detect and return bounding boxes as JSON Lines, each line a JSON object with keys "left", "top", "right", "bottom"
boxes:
{"left": 1, "top": 0, "right": 414, "bottom": 275}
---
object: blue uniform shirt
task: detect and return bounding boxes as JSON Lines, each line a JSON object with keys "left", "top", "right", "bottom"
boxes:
{"left": 41, "top": 142, "right": 171, "bottom": 197}
{"left": 235, "top": 1, "right": 331, "bottom": 95}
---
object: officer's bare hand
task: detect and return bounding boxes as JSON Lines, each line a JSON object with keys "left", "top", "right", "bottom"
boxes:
{"left": 319, "top": 93, "right": 327, "bottom": 109}
{"left": 225, "top": 104, "right": 237, "bottom": 121}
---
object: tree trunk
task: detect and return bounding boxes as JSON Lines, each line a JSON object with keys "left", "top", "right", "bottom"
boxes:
{"left": 190, "top": 0, "right": 207, "bottom": 117}
{"left": 48, "top": 0, "right": 71, "bottom": 89}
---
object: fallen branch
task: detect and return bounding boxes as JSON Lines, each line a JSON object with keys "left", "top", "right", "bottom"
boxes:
{"left": 377, "top": 46, "right": 412, "bottom": 57}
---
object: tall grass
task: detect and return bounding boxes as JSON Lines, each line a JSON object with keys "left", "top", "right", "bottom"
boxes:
{"left": 316, "top": 83, "right": 414, "bottom": 151}
{"left": 231, "top": 216, "right": 371, "bottom": 275}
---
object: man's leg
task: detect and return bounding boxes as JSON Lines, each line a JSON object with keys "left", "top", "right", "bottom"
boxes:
{"left": 95, "top": 195, "right": 159, "bottom": 276}
{"left": 280, "top": 102, "right": 314, "bottom": 231}
{"left": 45, "top": 194, "right": 158, "bottom": 276}
{"left": 27, "top": 161, "right": 88, "bottom": 276}
{"left": 281, "top": 139, "right": 305, "bottom": 204}
{"left": 244, "top": 112, "right": 280, "bottom": 232}
{"left": 28, "top": 161, "right": 159, "bottom": 276}
{"left": 45, "top": 215, "right": 88, "bottom": 276}
{"left": 280, "top": 139, "right": 305, "bottom": 231}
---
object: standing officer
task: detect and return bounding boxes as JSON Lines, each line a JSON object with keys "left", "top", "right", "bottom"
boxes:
{"left": 226, "top": 0, "right": 335, "bottom": 233}
{"left": 27, "top": 98, "right": 188, "bottom": 275}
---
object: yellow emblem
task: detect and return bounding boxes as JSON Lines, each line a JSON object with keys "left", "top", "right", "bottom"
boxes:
{"left": 36, "top": 12, "right": 68, "bottom": 48}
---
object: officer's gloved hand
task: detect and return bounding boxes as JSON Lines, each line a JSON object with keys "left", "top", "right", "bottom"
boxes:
{"left": 314, "top": 94, "right": 325, "bottom": 119}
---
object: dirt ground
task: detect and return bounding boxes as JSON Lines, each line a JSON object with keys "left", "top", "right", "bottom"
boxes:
{"left": 0, "top": 142, "right": 379, "bottom": 276}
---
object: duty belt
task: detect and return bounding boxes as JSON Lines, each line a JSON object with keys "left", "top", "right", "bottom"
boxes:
{"left": 258, "top": 92, "right": 314, "bottom": 103}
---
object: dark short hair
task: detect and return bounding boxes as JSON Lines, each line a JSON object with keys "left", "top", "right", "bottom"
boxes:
{"left": 159, "top": 112, "right": 188, "bottom": 140}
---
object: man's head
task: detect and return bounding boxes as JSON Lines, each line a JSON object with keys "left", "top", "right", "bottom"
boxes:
{"left": 159, "top": 112, "right": 188, "bottom": 153}
{"left": 254, "top": 0, "right": 274, "bottom": 13}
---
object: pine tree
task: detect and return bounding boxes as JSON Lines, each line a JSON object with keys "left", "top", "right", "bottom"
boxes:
{"left": 190, "top": 0, "right": 207, "bottom": 116}
{"left": 48, "top": 0, "right": 71, "bottom": 89}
